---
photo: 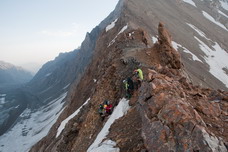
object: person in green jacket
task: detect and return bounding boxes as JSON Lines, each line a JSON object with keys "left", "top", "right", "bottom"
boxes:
{"left": 134, "top": 68, "right": 143, "bottom": 80}
{"left": 134, "top": 68, "right": 143, "bottom": 89}
{"left": 123, "top": 77, "right": 134, "bottom": 99}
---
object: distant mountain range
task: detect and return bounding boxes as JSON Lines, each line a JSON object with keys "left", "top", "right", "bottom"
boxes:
{"left": 0, "top": 61, "right": 33, "bottom": 86}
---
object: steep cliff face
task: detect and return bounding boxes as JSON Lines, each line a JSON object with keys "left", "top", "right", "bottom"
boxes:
{"left": 26, "top": 26, "right": 101, "bottom": 107}
{"left": 30, "top": 10, "right": 227, "bottom": 152}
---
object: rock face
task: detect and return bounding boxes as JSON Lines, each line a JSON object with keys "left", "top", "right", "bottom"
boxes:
{"left": 157, "top": 22, "right": 181, "bottom": 69}
{"left": 29, "top": 0, "right": 228, "bottom": 152}
{"left": 139, "top": 68, "right": 227, "bottom": 151}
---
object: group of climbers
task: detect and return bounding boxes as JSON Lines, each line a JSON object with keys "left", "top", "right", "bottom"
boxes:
{"left": 98, "top": 68, "right": 143, "bottom": 120}
{"left": 123, "top": 68, "right": 143, "bottom": 99}
{"left": 98, "top": 100, "right": 113, "bottom": 120}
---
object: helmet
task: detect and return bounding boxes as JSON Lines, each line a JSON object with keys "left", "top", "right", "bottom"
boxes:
{"left": 123, "top": 80, "right": 126, "bottom": 83}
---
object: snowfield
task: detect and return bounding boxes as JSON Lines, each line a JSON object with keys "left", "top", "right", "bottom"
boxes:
{"left": 0, "top": 92, "right": 67, "bottom": 152}
{"left": 56, "top": 98, "right": 90, "bottom": 138}
{"left": 194, "top": 36, "right": 228, "bottom": 87}
{"left": 87, "top": 98, "right": 130, "bottom": 152}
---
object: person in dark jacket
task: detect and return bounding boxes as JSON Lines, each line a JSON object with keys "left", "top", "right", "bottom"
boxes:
{"left": 123, "top": 77, "right": 134, "bottom": 99}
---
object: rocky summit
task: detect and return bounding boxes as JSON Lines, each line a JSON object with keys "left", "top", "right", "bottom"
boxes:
{"left": 1, "top": 0, "right": 227, "bottom": 152}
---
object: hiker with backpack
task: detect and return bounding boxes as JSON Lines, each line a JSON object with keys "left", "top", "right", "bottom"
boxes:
{"left": 133, "top": 68, "right": 143, "bottom": 89}
{"left": 98, "top": 100, "right": 113, "bottom": 120}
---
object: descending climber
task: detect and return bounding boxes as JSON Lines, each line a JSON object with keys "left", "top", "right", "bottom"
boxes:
{"left": 103, "top": 100, "right": 113, "bottom": 115}
{"left": 105, "top": 103, "right": 113, "bottom": 115}
{"left": 133, "top": 68, "right": 144, "bottom": 89}
{"left": 98, "top": 100, "right": 113, "bottom": 120}
{"left": 123, "top": 77, "right": 134, "bottom": 98}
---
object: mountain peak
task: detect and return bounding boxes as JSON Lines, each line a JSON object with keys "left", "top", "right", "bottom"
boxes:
{"left": 0, "top": 60, "right": 33, "bottom": 85}
{"left": 0, "top": 60, "right": 15, "bottom": 70}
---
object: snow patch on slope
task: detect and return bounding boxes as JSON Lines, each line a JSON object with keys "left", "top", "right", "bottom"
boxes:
{"left": 152, "top": 36, "right": 158, "bottom": 44}
{"left": 218, "top": 10, "right": 228, "bottom": 18}
{"left": 195, "top": 36, "right": 228, "bottom": 87}
{"left": 186, "top": 23, "right": 210, "bottom": 40}
{"left": 220, "top": 0, "right": 228, "bottom": 11}
{"left": 106, "top": 19, "right": 118, "bottom": 32}
{"left": 63, "top": 83, "right": 71, "bottom": 90}
{"left": 108, "top": 24, "right": 128, "bottom": 47}
{"left": 87, "top": 98, "right": 130, "bottom": 152}
{"left": 45, "top": 73, "right": 52, "bottom": 77}
{"left": 202, "top": 11, "right": 228, "bottom": 31}
{"left": 118, "top": 25, "right": 128, "bottom": 35}
{"left": 56, "top": 98, "right": 90, "bottom": 138}
{"left": 0, "top": 92, "right": 67, "bottom": 152}
{"left": 183, "top": 0, "right": 196, "bottom": 7}
{"left": 172, "top": 41, "right": 203, "bottom": 62}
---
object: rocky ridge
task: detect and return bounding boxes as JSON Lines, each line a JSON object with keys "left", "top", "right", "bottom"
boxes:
{"left": 30, "top": 0, "right": 228, "bottom": 151}
{"left": 30, "top": 18, "right": 228, "bottom": 152}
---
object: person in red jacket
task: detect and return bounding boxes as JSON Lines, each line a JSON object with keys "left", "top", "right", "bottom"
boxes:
{"left": 105, "top": 104, "right": 113, "bottom": 115}
{"left": 103, "top": 100, "right": 113, "bottom": 115}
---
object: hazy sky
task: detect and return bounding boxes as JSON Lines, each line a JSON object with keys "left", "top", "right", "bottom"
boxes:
{"left": 0, "top": 0, "right": 119, "bottom": 73}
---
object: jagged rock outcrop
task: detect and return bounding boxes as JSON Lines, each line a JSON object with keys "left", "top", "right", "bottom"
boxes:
{"left": 157, "top": 22, "right": 181, "bottom": 69}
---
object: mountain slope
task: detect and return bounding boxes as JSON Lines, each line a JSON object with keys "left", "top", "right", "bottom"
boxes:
{"left": 0, "top": 1, "right": 121, "bottom": 151}
{"left": 29, "top": 0, "right": 228, "bottom": 151}
{"left": 121, "top": 0, "right": 228, "bottom": 90}
{"left": 0, "top": 61, "right": 33, "bottom": 86}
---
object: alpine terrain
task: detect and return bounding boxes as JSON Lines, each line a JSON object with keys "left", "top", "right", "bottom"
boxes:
{"left": 0, "top": 60, "right": 32, "bottom": 86}
{"left": 0, "top": 0, "right": 228, "bottom": 152}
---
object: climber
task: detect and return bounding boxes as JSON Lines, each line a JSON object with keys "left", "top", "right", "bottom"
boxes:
{"left": 134, "top": 68, "right": 143, "bottom": 80}
{"left": 123, "top": 77, "right": 134, "bottom": 98}
{"left": 105, "top": 103, "right": 113, "bottom": 115}
{"left": 98, "top": 100, "right": 113, "bottom": 120}
{"left": 133, "top": 68, "right": 143, "bottom": 89}
{"left": 103, "top": 100, "right": 113, "bottom": 115}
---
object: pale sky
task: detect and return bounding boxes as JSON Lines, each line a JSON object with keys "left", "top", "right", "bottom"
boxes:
{"left": 0, "top": 0, "right": 119, "bottom": 73}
